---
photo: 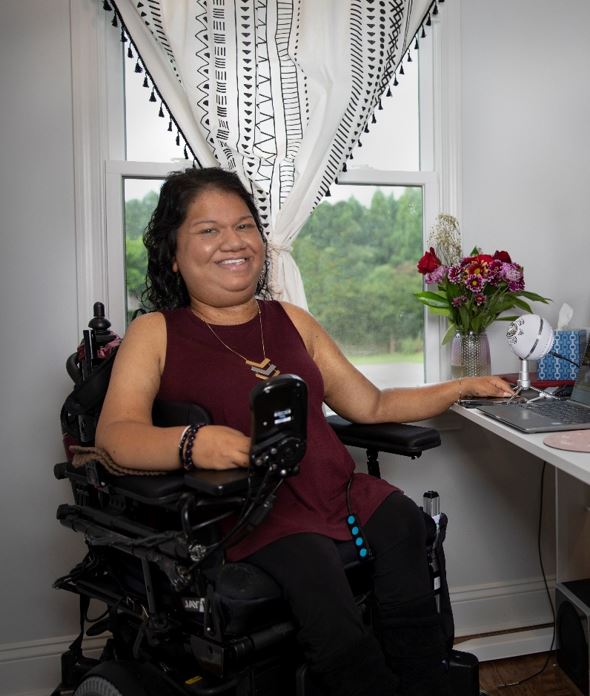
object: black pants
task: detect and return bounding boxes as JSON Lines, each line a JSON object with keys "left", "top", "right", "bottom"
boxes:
{"left": 246, "top": 491, "right": 435, "bottom": 670}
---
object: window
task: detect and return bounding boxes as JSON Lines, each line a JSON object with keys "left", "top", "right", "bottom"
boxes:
{"left": 95, "top": 5, "right": 459, "bottom": 382}
{"left": 291, "top": 51, "right": 436, "bottom": 387}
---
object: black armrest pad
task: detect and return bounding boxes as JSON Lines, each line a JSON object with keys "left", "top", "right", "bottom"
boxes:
{"left": 326, "top": 415, "right": 441, "bottom": 457}
{"left": 184, "top": 468, "right": 251, "bottom": 496}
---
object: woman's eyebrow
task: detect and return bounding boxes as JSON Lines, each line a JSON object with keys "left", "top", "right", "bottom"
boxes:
{"left": 190, "top": 214, "right": 255, "bottom": 225}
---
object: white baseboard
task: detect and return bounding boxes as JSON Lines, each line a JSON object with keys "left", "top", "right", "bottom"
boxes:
{"left": 457, "top": 626, "right": 554, "bottom": 662}
{"left": 0, "top": 576, "right": 556, "bottom": 694}
{"left": 451, "top": 575, "right": 555, "bottom": 638}
{"left": 0, "top": 634, "right": 104, "bottom": 696}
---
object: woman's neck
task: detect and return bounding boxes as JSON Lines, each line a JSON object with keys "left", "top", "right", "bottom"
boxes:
{"left": 189, "top": 297, "right": 260, "bottom": 325}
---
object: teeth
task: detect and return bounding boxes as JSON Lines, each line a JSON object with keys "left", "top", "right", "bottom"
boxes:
{"left": 219, "top": 258, "right": 246, "bottom": 265}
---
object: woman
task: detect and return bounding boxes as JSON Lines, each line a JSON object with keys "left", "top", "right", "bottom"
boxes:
{"left": 96, "top": 167, "right": 512, "bottom": 696}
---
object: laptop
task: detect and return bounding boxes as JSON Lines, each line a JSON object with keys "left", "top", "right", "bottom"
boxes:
{"left": 475, "top": 338, "right": 590, "bottom": 433}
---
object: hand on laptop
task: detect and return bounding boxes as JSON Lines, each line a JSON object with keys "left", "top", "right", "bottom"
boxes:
{"left": 459, "top": 375, "right": 515, "bottom": 399}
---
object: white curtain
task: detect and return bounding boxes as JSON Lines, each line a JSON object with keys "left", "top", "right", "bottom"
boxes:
{"left": 110, "top": 0, "right": 435, "bottom": 306}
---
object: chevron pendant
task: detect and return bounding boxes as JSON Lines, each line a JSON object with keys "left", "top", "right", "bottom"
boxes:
{"left": 245, "top": 357, "right": 280, "bottom": 380}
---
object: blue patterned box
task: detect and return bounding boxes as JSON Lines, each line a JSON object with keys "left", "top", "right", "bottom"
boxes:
{"left": 537, "top": 330, "right": 587, "bottom": 381}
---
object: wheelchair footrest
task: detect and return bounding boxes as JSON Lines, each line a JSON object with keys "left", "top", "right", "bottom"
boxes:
{"left": 446, "top": 649, "right": 480, "bottom": 696}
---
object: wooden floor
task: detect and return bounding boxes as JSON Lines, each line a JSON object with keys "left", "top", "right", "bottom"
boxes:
{"left": 479, "top": 653, "right": 581, "bottom": 696}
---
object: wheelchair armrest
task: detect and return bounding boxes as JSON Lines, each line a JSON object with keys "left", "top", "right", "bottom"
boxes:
{"left": 326, "top": 415, "right": 441, "bottom": 458}
{"left": 184, "top": 468, "right": 251, "bottom": 496}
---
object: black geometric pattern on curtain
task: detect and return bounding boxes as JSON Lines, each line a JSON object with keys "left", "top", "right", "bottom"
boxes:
{"left": 104, "top": 0, "right": 440, "bottom": 304}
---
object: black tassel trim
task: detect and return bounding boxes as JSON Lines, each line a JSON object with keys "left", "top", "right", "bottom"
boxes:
{"left": 399, "top": 64, "right": 405, "bottom": 76}
{"left": 386, "top": 85, "right": 392, "bottom": 97}
{"left": 102, "top": 0, "right": 200, "bottom": 165}
{"left": 393, "top": 76, "right": 399, "bottom": 87}
{"left": 342, "top": 161, "right": 347, "bottom": 173}
{"left": 433, "top": 2, "right": 439, "bottom": 15}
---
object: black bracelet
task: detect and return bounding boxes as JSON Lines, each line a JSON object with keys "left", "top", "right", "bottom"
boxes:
{"left": 182, "top": 423, "right": 206, "bottom": 472}
{"left": 178, "top": 425, "right": 192, "bottom": 468}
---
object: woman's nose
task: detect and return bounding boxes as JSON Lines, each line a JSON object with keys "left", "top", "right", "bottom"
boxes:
{"left": 220, "top": 226, "right": 246, "bottom": 249}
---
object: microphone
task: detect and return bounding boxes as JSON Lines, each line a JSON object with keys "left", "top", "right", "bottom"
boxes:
{"left": 506, "top": 314, "right": 580, "bottom": 389}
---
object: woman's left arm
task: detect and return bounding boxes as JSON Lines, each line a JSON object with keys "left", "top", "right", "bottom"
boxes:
{"left": 282, "top": 303, "right": 513, "bottom": 424}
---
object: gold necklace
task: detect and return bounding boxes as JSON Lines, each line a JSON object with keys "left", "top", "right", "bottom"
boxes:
{"left": 199, "top": 301, "right": 280, "bottom": 380}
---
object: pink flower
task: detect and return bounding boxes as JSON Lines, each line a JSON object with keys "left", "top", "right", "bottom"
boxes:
{"left": 465, "top": 273, "right": 485, "bottom": 293}
{"left": 424, "top": 265, "right": 447, "bottom": 285}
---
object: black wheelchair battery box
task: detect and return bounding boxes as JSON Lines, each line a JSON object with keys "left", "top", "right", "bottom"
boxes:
{"left": 249, "top": 374, "right": 307, "bottom": 476}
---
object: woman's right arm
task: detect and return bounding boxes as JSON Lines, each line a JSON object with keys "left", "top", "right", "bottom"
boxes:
{"left": 95, "top": 312, "right": 250, "bottom": 471}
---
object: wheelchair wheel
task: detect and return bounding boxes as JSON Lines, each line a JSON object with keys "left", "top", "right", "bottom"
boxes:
{"left": 74, "top": 676, "right": 125, "bottom": 696}
{"left": 73, "top": 661, "right": 155, "bottom": 696}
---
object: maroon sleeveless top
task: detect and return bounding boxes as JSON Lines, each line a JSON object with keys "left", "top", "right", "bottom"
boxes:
{"left": 157, "top": 301, "right": 396, "bottom": 561}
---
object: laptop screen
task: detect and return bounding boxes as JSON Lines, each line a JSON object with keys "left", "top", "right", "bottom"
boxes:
{"left": 571, "top": 338, "right": 590, "bottom": 406}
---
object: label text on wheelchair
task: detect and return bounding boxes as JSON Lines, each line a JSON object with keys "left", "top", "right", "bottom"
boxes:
{"left": 182, "top": 597, "right": 206, "bottom": 613}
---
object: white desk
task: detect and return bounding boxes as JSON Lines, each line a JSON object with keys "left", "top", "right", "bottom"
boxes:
{"left": 451, "top": 403, "right": 590, "bottom": 487}
{"left": 451, "top": 403, "right": 590, "bottom": 661}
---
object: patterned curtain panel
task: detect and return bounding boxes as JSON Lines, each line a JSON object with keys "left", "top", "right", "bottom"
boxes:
{"left": 108, "top": 0, "right": 436, "bottom": 305}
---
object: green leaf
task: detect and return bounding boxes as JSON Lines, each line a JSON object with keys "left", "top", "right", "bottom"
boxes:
{"left": 511, "top": 297, "right": 533, "bottom": 312}
{"left": 442, "top": 324, "right": 457, "bottom": 344}
{"left": 415, "top": 294, "right": 450, "bottom": 310}
{"left": 518, "top": 290, "right": 551, "bottom": 304}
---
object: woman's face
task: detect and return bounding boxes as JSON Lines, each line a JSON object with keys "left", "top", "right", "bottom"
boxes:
{"left": 172, "top": 188, "right": 265, "bottom": 309}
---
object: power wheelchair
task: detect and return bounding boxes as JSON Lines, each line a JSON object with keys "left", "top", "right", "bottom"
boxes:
{"left": 52, "top": 304, "right": 483, "bottom": 696}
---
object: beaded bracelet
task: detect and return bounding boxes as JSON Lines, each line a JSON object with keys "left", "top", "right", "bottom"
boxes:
{"left": 456, "top": 378, "right": 464, "bottom": 402}
{"left": 180, "top": 423, "right": 206, "bottom": 472}
{"left": 177, "top": 425, "right": 192, "bottom": 467}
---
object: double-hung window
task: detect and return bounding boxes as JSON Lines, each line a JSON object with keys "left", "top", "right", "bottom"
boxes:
{"left": 91, "top": 4, "right": 458, "bottom": 385}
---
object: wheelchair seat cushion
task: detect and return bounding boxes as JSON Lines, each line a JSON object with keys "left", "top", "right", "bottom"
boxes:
{"left": 213, "top": 562, "right": 287, "bottom": 634}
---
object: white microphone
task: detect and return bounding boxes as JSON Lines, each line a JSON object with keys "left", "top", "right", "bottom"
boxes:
{"left": 506, "top": 314, "right": 555, "bottom": 388}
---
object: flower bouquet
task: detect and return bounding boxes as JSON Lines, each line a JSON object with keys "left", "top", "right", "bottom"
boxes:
{"left": 415, "top": 215, "right": 550, "bottom": 344}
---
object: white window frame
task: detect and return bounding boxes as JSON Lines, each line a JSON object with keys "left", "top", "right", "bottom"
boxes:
{"left": 72, "top": 0, "right": 462, "bottom": 381}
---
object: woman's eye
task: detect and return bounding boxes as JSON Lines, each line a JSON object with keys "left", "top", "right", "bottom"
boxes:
{"left": 237, "top": 223, "right": 255, "bottom": 231}
{"left": 199, "top": 227, "right": 216, "bottom": 235}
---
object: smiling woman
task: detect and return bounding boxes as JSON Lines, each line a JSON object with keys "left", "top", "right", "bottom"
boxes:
{"left": 95, "top": 165, "right": 512, "bottom": 696}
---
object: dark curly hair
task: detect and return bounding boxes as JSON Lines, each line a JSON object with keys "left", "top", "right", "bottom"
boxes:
{"left": 142, "top": 167, "right": 270, "bottom": 310}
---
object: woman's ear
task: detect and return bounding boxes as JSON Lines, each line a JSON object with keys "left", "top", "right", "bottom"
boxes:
{"left": 172, "top": 258, "right": 179, "bottom": 273}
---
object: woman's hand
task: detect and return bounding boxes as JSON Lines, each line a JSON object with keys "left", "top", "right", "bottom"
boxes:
{"left": 192, "top": 425, "right": 251, "bottom": 470}
{"left": 459, "top": 375, "right": 514, "bottom": 399}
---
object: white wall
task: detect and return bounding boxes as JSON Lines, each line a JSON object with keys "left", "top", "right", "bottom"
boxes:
{"left": 0, "top": 1, "right": 86, "bottom": 693}
{"left": 0, "top": 0, "right": 589, "bottom": 693}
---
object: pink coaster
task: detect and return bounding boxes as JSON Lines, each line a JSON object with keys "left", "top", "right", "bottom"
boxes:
{"left": 543, "top": 430, "right": 590, "bottom": 453}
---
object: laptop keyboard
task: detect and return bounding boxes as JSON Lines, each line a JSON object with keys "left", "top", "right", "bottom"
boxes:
{"left": 521, "top": 399, "right": 590, "bottom": 424}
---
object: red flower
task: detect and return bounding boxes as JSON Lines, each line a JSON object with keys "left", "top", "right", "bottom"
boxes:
{"left": 493, "top": 250, "right": 512, "bottom": 263}
{"left": 417, "top": 247, "right": 441, "bottom": 275}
